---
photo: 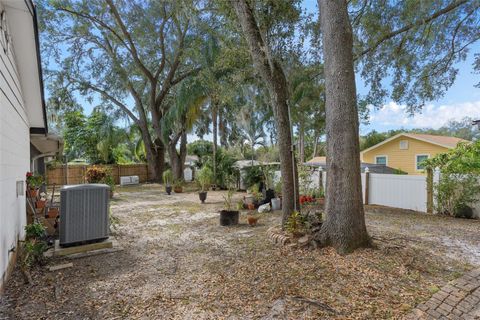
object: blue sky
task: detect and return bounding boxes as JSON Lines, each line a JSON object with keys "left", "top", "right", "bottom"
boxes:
{"left": 302, "top": 0, "right": 480, "bottom": 135}
{"left": 64, "top": 1, "right": 480, "bottom": 137}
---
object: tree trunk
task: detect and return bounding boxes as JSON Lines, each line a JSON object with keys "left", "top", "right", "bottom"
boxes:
{"left": 168, "top": 132, "right": 187, "bottom": 181}
{"left": 299, "top": 124, "right": 305, "bottom": 163}
{"left": 218, "top": 106, "right": 228, "bottom": 148}
{"left": 212, "top": 99, "right": 218, "bottom": 186}
{"left": 312, "top": 133, "right": 319, "bottom": 157}
{"left": 231, "top": 0, "right": 299, "bottom": 226}
{"left": 314, "top": 0, "right": 370, "bottom": 254}
{"left": 140, "top": 125, "right": 163, "bottom": 182}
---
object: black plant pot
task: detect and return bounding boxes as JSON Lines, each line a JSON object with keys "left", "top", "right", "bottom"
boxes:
{"left": 166, "top": 185, "right": 172, "bottom": 195}
{"left": 219, "top": 210, "right": 239, "bottom": 226}
{"left": 199, "top": 191, "right": 207, "bottom": 203}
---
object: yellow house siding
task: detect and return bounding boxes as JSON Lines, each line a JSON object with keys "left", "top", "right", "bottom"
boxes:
{"left": 361, "top": 136, "right": 450, "bottom": 175}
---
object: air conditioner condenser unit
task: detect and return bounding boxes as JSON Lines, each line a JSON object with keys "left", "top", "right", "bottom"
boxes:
{"left": 60, "top": 184, "right": 110, "bottom": 247}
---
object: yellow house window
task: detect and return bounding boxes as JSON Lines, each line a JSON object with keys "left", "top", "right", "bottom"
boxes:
{"left": 416, "top": 154, "right": 429, "bottom": 170}
{"left": 375, "top": 155, "right": 387, "bottom": 165}
{"left": 399, "top": 140, "right": 408, "bottom": 150}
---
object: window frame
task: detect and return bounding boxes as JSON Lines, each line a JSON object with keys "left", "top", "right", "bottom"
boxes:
{"left": 415, "top": 154, "right": 430, "bottom": 171}
{"left": 375, "top": 155, "right": 388, "bottom": 166}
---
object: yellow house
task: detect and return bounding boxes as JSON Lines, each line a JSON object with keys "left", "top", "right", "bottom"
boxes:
{"left": 360, "top": 133, "right": 468, "bottom": 175}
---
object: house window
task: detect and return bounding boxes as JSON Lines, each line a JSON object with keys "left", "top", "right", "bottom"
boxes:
{"left": 416, "top": 154, "right": 429, "bottom": 170}
{"left": 399, "top": 140, "right": 408, "bottom": 150}
{"left": 375, "top": 155, "right": 387, "bottom": 165}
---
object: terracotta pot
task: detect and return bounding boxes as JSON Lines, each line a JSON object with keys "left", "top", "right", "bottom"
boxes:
{"left": 35, "top": 200, "right": 46, "bottom": 208}
{"left": 317, "top": 197, "right": 325, "bottom": 205}
{"left": 247, "top": 203, "right": 255, "bottom": 210}
{"left": 174, "top": 186, "right": 183, "bottom": 193}
{"left": 27, "top": 189, "right": 38, "bottom": 198}
{"left": 247, "top": 215, "right": 259, "bottom": 226}
{"left": 47, "top": 207, "right": 59, "bottom": 219}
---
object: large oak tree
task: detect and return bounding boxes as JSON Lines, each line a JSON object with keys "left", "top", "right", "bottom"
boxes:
{"left": 40, "top": 0, "right": 203, "bottom": 181}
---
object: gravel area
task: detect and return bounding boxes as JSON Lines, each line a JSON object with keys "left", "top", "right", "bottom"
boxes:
{"left": 1, "top": 184, "right": 478, "bottom": 319}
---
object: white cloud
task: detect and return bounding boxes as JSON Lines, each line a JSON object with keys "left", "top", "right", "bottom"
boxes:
{"left": 364, "top": 100, "right": 480, "bottom": 131}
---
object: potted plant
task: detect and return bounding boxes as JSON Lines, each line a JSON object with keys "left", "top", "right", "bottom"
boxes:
{"left": 196, "top": 166, "right": 212, "bottom": 204}
{"left": 26, "top": 172, "right": 43, "bottom": 197}
{"left": 219, "top": 184, "right": 239, "bottom": 226}
{"left": 173, "top": 179, "right": 184, "bottom": 193}
{"left": 245, "top": 184, "right": 262, "bottom": 209}
{"left": 163, "top": 169, "right": 173, "bottom": 195}
{"left": 316, "top": 189, "right": 325, "bottom": 205}
{"left": 35, "top": 192, "right": 47, "bottom": 209}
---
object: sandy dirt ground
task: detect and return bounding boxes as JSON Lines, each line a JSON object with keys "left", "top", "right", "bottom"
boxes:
{"left": 1, "top": 184, "right": 479, "bottom": 319}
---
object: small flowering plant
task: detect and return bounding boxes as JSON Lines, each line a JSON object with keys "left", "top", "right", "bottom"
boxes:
{"left": 26, "top": 172, "right": 44, "bottom": 189}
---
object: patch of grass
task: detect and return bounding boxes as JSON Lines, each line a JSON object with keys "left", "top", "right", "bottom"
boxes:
{"left": 427, "top": 285, "right": 440, "bottom": 294}
{"left": 165, "top": 223, "right": 184, "bottom": 235}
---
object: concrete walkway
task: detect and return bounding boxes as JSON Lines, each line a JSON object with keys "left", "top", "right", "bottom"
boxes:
{"left": 405, "top": 268, "right": 480, "bottom": 320}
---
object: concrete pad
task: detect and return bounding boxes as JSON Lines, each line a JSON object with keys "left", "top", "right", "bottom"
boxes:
{"left": 53, "top": 239, "right": 114, "bottom": 257}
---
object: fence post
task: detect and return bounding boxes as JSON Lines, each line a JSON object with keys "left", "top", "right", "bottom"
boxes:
{"left": 364, "top": 167, "right": 370, "bottom": 205}
{"left": 426, "top": 168, "right": 433, "bottom": 214}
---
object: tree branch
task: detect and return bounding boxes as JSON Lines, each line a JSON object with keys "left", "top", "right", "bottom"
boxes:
{"left": 105, "top": 0, "right": 155, "bottom": 82}
{"left": 80, "top": 81, "right": 139, "bottom": 123}
{"left": 355, "top": 0, "right": 469, "bottom": 59}
{"left": 55, "top": 6, "right": 131, "bottom": 53}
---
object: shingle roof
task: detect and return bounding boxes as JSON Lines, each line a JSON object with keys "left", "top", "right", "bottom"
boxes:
{"left": 404, "top": 133, "right": 469, "bottom": 148}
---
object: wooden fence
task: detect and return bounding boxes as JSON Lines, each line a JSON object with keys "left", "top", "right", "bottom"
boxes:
{"left": 46, "top": 164, "right": 149, "bottom": 186}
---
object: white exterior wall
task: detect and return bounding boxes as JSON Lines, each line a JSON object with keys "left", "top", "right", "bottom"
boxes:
{"left": 0, "top": 1, "right": 30, "bottom": 287}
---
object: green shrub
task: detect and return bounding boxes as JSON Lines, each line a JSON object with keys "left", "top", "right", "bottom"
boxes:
{"left": 26, "top": 172, "right": 44, "bottom": 188}
{"left": 196, "top": 166, "right": 213, "bottom": 192}
{"left": 285, "top": 211, "right": 307, "bottom": 234}
{"left": 25, "top": 223, "right": 45, "bottom": 240}
{"left": 162, "top": 169, "right": 173, "bottom": 186}
{"left": 435, "top": 174, "right": 480, "bottom": 217}
{"left": 86, "top": 166, "right": 115, "bottom": 191}
{"left": 243, "top": 166, "right": 263, "bottom": 190}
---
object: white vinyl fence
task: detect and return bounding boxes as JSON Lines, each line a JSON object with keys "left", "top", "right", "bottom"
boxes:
{"left": 271, "top": 167, "right": 480, "bottom": 216}
{"left": 367, "top": 173, "right": 427, "bottom": 211}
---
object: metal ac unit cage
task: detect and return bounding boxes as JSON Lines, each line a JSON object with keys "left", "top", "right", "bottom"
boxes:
{"left": 120, "top": 175, "right": 139, "bottom": 185}
{"left": 60, "top": 184, "right": 110, "bottom": 247}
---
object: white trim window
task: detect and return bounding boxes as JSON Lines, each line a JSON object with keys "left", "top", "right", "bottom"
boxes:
{"left": 375, "top": 155, "right": 388, "bottom": 165}
{"left": 415, "top": 154, "right": 429, "bottom": 171}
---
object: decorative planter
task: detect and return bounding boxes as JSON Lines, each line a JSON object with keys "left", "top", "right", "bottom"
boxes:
{"left": 247, "top": 203, "right": 255, "bottom": 210}
{"left": 219, "top": 210, "right": 239, "bottom": 226}
{"left": 199, "top": 191, "right": 207, "bottom": 204}
{"left": 165, "top": 185, "right": 172, "bottom": 195}
{"left": 174, "top": 186, "right": 183, "bottom": 193}
{"left": 317, "top": 197, "right": 325, "bottom": 205}
{"left": 35, "top": 200, "right": 46, "bottom": 209}
{"left": 47, "top": 207, "right": 59, "bottom": 219}
{"left": 271, "top": 198, "right": 281, "bottom": 211}
{"left": 27, "top": 189, "right": 38, "bottom": 198}
{"left": 247, "top": 215, "right": 259, "bottom": 226}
